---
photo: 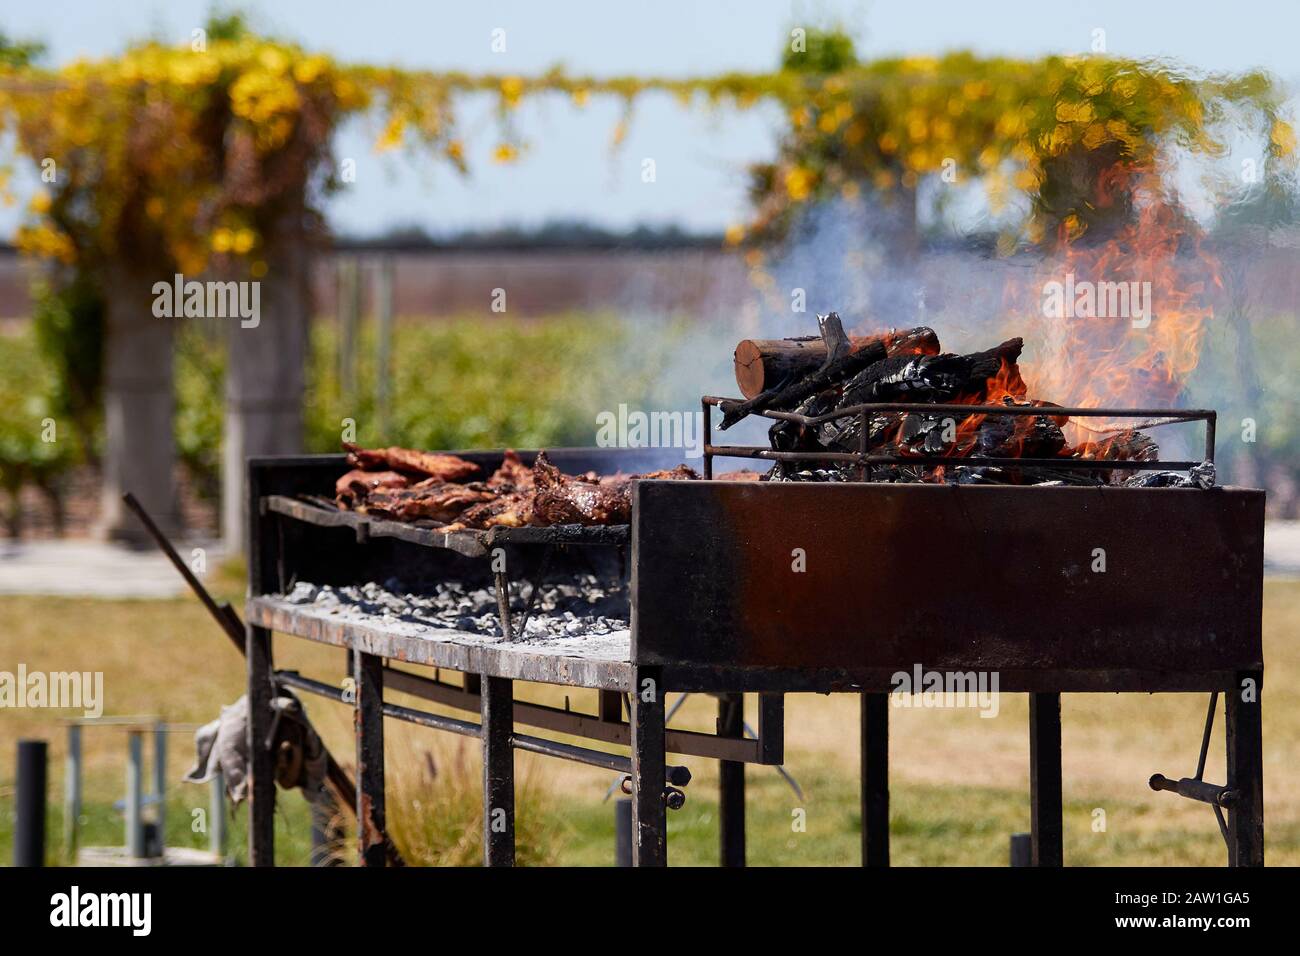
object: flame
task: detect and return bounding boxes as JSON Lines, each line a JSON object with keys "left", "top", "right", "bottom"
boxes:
{"left": 1011, "top": 167, "right": 1220, "bottom": 426}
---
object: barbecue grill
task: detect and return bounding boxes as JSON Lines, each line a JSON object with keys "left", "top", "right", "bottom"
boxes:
{"left": 242, "top": 399, "right": 1265, "bottom": 867}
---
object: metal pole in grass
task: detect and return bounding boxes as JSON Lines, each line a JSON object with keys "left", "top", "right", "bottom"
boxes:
{"left": 126, "top": 730, "right": 145, "bottom": 858}
{"left": 614, "top": 797, "right": 633, "bottom": 867}
{"left": 64, "top": 724, "right": 82, "bottom": 862}
{"left": 153, "top": 720, "right": 167, "bottom": 852}
{"left": 14, "top": 739, "right": 48, "bottom": 867}
{"left": 210, "top": 771, "right": 227, "bottom": 859}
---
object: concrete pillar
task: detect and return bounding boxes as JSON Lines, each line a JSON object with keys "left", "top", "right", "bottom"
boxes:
{"left": 98, "top": 264, "right": 180, "bottom": 544}
{"left": 222, "top": 233, "right": 311, "bottom": 553}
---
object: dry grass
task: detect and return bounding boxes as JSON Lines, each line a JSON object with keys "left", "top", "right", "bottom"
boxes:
{"left": 1, "top": 576, "right": 1297, "bottom": 865}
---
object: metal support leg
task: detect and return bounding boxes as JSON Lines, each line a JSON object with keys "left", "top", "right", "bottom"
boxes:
{"left": 1030, "top": 692, "right": 1063, "bottom": 867}
{"left": 718, "top": 693, "right": 746, "bottom": 867}
{"left": 1226, "top": 673, "right": 1264, "bottom": 866}
{"left": 246, "top": 624, "right": 276, "bottom": 866}
{"left": 63, "top": 725, "right": 81, "bottom": 861}
{"left": 126, "top": 731, "right": 144, "bottom": 858}
{"left": 481, "top": 675, "right": 516, "bottom": 867}
{"left": 354, "top": 651, "right": 387, "bottom": 867}
{"left": 630, "top": 666, "right": 667, "bottom": 866}
{"left": 861, "top": 692, "right": 890, "bottom": 866}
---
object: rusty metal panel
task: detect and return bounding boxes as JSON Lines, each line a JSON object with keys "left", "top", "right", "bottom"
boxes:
{"left": 631, "top": 482, "right": 1264, "bottom": 692}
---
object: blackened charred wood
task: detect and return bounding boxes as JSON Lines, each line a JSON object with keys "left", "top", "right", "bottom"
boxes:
{"left": 839, "top": 337, "right": 1024, "bottom": 406}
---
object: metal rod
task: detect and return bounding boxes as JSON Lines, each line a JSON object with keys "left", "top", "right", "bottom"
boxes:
{"left": 1196, "top": 692, "right": 1219, "bottom": 781}
{"left": 1148, "top": 773, "right": 1236, "bottom": 808}
{"left": 494, "top": 567, "right": 514, "bottom": 640}
{"left": 482, "top": 676, "right": 516, "bottom": 867}
{"left": 210, "top": 771, "right": 226, "bottom": 859}
{"left": 701, "top": 397, "right": 714, "bottom": 480}
{"left": 718, "top": 693, "right": 746, "bottom": 867}
{"left": 276, "top": 670, "right": 692, "bottom": 783}
{"left": 1225, "top": 673, "right": 1264, "bottom": 866}
{"left": 153, "top": 720, "right": 167, "bottom": 850}
{"left": 63, "top": 725, "right": 81, "bottom": 862}
{"left": 704, "top": 444, "right": 1205, "bottom": 472}
{"left": 630, "top": 666, "right": 668, "bottom": 866}
{"left": 861, "top": 693, "right": 890, "bottom": 867}
{"left": 246, "top": 624, "right": 276, "bottom": 866}
{"left": 354, "top": 651, "right": 387, "bottom": 867}
{"left": 126, "top": 731, "right": 145, "bottom": 858}
{"left": 14, "top": 739, "right": 47, "bottom": 867}
{"left": 1029, "top": 693, "right": 1064, "bottom": 867}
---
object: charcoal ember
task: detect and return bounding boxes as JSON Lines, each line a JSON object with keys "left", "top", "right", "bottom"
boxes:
{"left": 770, "top": 391, "right": 837, "bottom": 452}
{"left": 817, "top": 410, "right": 904, "bottom": 452}
{"left": 1124, "top": 461, "right": 1215, "bottom": 489}
{"left": 897, "top": 413, "right": 956, "bottom": 455}
{"left": 972, "top": 409, "right": 1066, "bottom": 459}
{"left": 951, "top": 465, "right": 1014, "bottom": 485}
{"left": 1071, "top": 428, "right": 1159, "bottom": 485}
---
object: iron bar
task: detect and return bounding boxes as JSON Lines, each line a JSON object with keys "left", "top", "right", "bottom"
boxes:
{"left": 354, "top": 652, "right": 387, "bottom": 867}
{"left": 630, "top": 666, "right": 668, "bottom": 866}
{"left": 275, "top": 670, "right": 692, "bottom": 782}
{"left": 718, "top": 693, "right": 746, "bottom": 867}
{"left": 482, "top": 676, "right": 516, "bottom": 867}
{"left": 1226, "top": 673, "right": 1265, "bottom": 866}
{"left": 14, "top": 740, "right": 47, "bottom": 867}
{"left": 1029, "top": 693, "right": 1064, "bottom": 867}
{"left": 861, "top": 693, "right": 890, "bottom": 867}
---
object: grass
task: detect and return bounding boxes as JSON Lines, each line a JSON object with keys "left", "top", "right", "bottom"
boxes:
{"left": 2, "top": 577, "right": 1298, "bottom": 866}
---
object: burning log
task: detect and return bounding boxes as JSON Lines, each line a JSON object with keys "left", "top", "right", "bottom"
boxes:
{"left": 720, "top": 326, "right": 889, "bottom": 429}
{"left": 733, "top": 326, "right": 941, "bottom": 398}
{"left": 838, "top": 338, "right": 1025, "bottom": 406}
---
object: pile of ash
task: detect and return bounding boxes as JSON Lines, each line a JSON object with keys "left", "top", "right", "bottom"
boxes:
{"left": 280, "top": 575, "right": 629, "bottom": 639}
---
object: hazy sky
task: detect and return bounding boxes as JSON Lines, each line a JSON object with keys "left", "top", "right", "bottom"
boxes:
{"left": 3, "top": 0, "right": 1298, "bottom": 238}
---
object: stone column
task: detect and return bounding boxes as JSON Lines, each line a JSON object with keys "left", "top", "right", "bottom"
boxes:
{"left": 222, "top": 235, "right": 311, "bottom": 553}
{"left": 98, "top": 263, "right": 180, "bottom": 544}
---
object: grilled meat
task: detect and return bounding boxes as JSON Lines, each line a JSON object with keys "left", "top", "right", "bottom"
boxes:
{"left": 343, "top": 442, "right": 480, "bottom": 482}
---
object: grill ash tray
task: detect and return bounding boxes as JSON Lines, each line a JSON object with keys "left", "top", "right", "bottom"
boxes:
{"left": 263, "top": 494, "right": 629, "bottom": 557}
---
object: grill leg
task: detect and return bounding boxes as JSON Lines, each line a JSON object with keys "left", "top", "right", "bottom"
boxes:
{"left": 246, "top": 623, "right": 276, "bottom": 867}
{"left": 354, "top": 651, "right": 386, "bottom": 867}
{"left": 630, "top": 666, "right": 667, "bottom": 866}
{"left": 861, "top": 692, "right": 890, "bottom": 866}
{"left": 481, "top": 675, "right": 516, "bottom": 867}
{"left": 718, "top": 693, "right": 746, "bottom": 867}
{"left": 1226, "top": 672, "right": 1264, "bottom": 867}
{"left": 1029, "top": 692, "right": 1063, "bottom": 867}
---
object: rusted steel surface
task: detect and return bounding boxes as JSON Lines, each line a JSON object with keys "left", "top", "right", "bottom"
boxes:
{"left": 632, "top": 481, "right": 1264, "bottom": 692}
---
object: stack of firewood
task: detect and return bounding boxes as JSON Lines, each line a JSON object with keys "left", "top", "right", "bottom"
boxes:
{"left": 722, "top": 313, "right": 1208, "bottom": 487}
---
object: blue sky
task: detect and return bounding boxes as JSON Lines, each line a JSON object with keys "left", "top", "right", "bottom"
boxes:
{"left": 3, "top": 0, "right": 1298, "bottom": 238}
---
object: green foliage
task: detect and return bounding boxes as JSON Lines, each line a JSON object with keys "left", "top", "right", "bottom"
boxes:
{"left": 0, "top": 325, "right": 75, "bottom": 531}
{"left": 174, "top": 321, "right": 226, "bottom": 502}
{"left": 0, "top": 30, "right": 44, "bottom": 68}
{"left": 304, "top": 314, "right": 666, "bottom": 454}
{"left": 782, "top": 26, "right": 858, "bottom": 74}
{"left": 30, "top": 274, "right": 104, "bottom": 462}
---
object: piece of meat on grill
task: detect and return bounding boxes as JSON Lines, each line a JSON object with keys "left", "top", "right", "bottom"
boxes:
{"left": 530, "top": 451, "right": 631, "bottom": 526}
{"left": 343, "top": 442, "right": 480, "bottom": 482}
{"left": 444, "top": 492, "right": 533, "bottom": 531}
{"left": 358, "top": 483, "right": 497, "bottom": 522}
{"left": 487, "top": 449, "right": 535, "bottom": 491}
{"left": 334, "top": 469, "right": 410, "bottom": 507}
